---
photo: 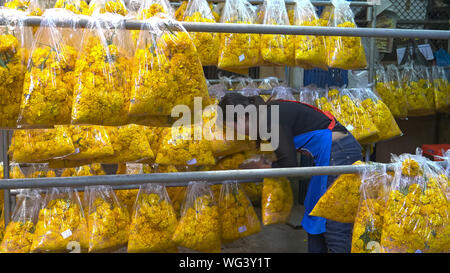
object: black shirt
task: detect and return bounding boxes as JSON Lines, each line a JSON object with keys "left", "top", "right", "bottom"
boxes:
{"left": 265, "top": 100, "right": 348, "bottom": 168}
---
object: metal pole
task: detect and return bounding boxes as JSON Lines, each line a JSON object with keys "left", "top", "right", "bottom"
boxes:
{"left": 202, "top": 0, "right": 373, "bottom": 6}
{"left": 2, "top": 130, "right": 11, "bottom": 226}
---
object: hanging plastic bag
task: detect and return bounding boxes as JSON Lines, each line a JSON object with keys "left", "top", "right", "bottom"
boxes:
{"left": 128, "top": 183, "right": 178, "bottom": 253}
{"left": 401, "top": 64, "right": 435, "bottom": 116}
{"left": 374, "top": 64, "right": 408, "bottom": 118}
{"left": 17, "top": 9, "right": 80, "bottom": 127}
{"left": 25, "top": 163, "right": 58, "bottom": 178}
{"left": 53, "top": 0, "right": 91, "bottom": 15}
{"left": 175, "top": 0, "right": 188, "bottom": 20}
{"left": 293, "top": 0, "right": 328, "bottom": 70}
{"left": 86, "top": 185, "right": 130, "bottom": 252}
{"left": 63, "top": 125, "right": 114, "bottom": 161}
{"left": 432, "top": 65, "right": 450, "bottom": 113}
{"left": 353, "top": 88, "right": 403, "bottom": 144}
{"left": 0, "top": 9, "right": 32, "bottom": 128}
{"left": 217, "top": 0, "right": 261, "bottom": 69}
{"left": 326, "top": 0, "right": 367, "bottom": 70}
{"left": 416, "top": 65, "right": 436, "bottom": 114}
{"left": 310, "top": 161, "right": 365, "bottom": 223}
{"left": 71, "top": 13, "right": 132, "bottom": 126}
{"left": 136, "top": 0, "right": 174, "bottom": 19}
{"left": 270, "top": 85, "right": 297, "bottom": 101}
{"left": 380, "top": 154, "right": 450, "bottom": 253}
{"left": 97, "top": 125, "right": 154, "bottom": 163}
{"left": 88, "top": 0, "right": 128, "bottom": 16}
{"left": 183, "top": 0, "right": 220, "bottom": 66}
{"left": 261, "top": 177, "right": 293, "bottom": 225}
{"left": 0, "top": 189, "right": 41, "bottom": 253}
{"left": 29, "top": 187, "right": 89, "bottom": 253}
{"left": 155, "top": 125, "right": 216, "bottom": 166}
{"left": 351, "top": 165, "right": 390, "bottom": 253}
{"left": 260, "top": 0, "right": 294, "bottom": 66}
{"left": 115, "top": 163, "right": 144, "bottom": 216}
{"left": 172, "top": 181, "right": 221, "bottom": 252}
{"left": 219, "top": 181, "right": 261, "bottom": 243}
{"left": 9, "top": 126, "right": 75, "bottom": 163}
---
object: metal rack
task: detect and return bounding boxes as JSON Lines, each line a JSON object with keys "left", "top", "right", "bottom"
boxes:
{"left": 1, "top": 1, "right": 449, "bottom": 228}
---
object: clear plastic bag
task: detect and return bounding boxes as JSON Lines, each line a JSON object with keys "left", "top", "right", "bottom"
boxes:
{"left": 310, "top": 161, "right": 365, "bottom": 223}
{"left": 64, "top": 125, "right": 114, "bottom": 161}
{"left": 0, "top": 9, "right": 32, "bottom": 128}
{"left": 86, "top": 185, "right": 130, "bottom": 252}
{"left": 353, "top": 88, "right": 403, "bottom": 144}
{"left": 416, "top": 65, "right": 436, "bottom": 114}
{"left": 270, "top": 85, "right": 296, "bottom": 101}
{"left": 10, "top": 126, "right": 75, "bottom": 163}
{"left": 129, "top": 17, "right": 210, "bottom": 120}
{"left": 172, "top": 181, "right": 221, "bottom": 252}
{"left": 374, "top": 64, "right": 408, "bottom": 118}
{"left": 128, "top": 183, "right": 178, "bottom": 253}
{"left": 326, "top": 0, "right": 367, "bottom": 70}
{"left": 183, "top": 0, "right": 219, "bottom": 66}
{"left": 217, "top": 0, "right": 261, "bottom": 69}
{"left": 115, "top": 163, "right": 143, "bottom": 216}
{"left": 29, "top": 187, "right": 89, "bottom": 253}
{"left": 293, "top": 0, "right": 328, "bottom": 70}
{"left": 401, "top": 64, "right": 435, "bottom": 116}
{"left": 380, "top": 154, "right": 450, "bottom": 253}
{"left": 53, "top": 0, "right": 91, "bottom": 15}
{"left": 260, "top": 0, "right": 294, "bottom": 66}
{"left": 175, "top": 0, "right": 188, "bottom": 21}
{"left": 261, "top": 177, "right": 293, "bottom": 225}
{"left": 17, "top": 9, "right": 80, "bottom": 127}
{"left": 219, "top": 181, "right": 261, "bottom": 243}
{"left": 88, "top": 0, "right": 128, "bottom": 16}
{"left": 0, "top": 189, "right": 41, "bottom": 253}
{"left": 71, "top": 13, "right": 133, "bottom": 126}
{"left": 97, "top": 125, "right": 155, "bottom": 163}
{"left": 432, "top": 65, "right": 450, "bottom": 113}
{"left": 136, "top": 0, "right": 174, "bottom": 19}
{"left": 25, "top": 163, "right": 58, "bottom": 178}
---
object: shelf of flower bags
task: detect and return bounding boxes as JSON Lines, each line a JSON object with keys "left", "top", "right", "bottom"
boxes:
{"left": 12, "top": 17, "right": 450, "bottom": 39}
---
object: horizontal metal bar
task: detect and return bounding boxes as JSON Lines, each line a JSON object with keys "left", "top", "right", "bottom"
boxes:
{"left": 11, "top": 17, "right": 450, "bottom": 39}
{"left": 397, "top": 20, "right": 449, "bottom": 25}
{"left": 0, "top": 164, "right": 392, "bottom": 189}
{"left": 175, "top": 0, "right": 373, "bottom": 6}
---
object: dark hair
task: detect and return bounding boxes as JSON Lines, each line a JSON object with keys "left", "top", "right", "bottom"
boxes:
{"left": 217, "top": 93, "right": 266, "bottom": 123}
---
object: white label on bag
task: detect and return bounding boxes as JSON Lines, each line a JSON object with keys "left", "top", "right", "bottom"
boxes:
{"left": 61, "top": 229, "right": 72, "bottom": 239}
{"left": 187, "top": 158, "right": 197, "bottom": 165}
{"left": 239, "top": 54, "right": 245, "bottom": 62}
{"left": 238, "top": 226, "right": 247, "bottom": 233}
{"left": 346, "top": 125, "right": 354, "bottom": 131}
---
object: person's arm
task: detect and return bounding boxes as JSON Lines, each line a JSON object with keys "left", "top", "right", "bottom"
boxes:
{"left": 272, "top": 124, "right": 298, "bottom": 168}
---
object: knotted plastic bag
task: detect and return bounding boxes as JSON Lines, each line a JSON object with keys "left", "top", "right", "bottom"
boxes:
{"left": 9, "top": 126, "right": 75, "bottom": 163}
{"left": 88, "top": 0, "right": 128, "bottom": 16}
{"left": 217, "top": 0, "right": 261, "bottom": 69}
{"left": 260, "top": 0, "right": 294, "bottom": 66}
{"left": 374, "top": 64, "right": 408, "bottom": 118}
{"left": 86, "top": 185, "right": 130, "bottom": 252}
{"left": 128, "top": 183, "right": 178, "bottom": 253}
{"left": 270, "top": 85, "right": 296, "bottom": 101}
{"left": 294, "top": 0, "right": 327, "bottom": 70}
{"left": 0, "top": 9, "right": 32, "bottom": 128}
{"left": 129, "top": 17, "right": 210, "bottom": 120}
{"left": 219, "top": 181, "right": 261, "bottom": 243}
{"left": 29, "top": 187, "right": 89, "bottom": 253}
{"left": 97, "top": 125, "right": 154, "bottom": 163}
{"left": 183, "top": 0, "right": 220, "bottom": 66}
{"left": 71, "top": 13, "right": 133, "bottom": 126}
{"left": 353, "top": 88, "right": 402, "bottom": 144}
{"left": 310, "top": 161, "right": 365, "bottom": 223}
{"left": 431, "top": 65, "right": 450, "bottom": 113}
{"left": 261, "top": 177, "right": 293, "bottom": 225}
{"left": 172, "top": 181, "right": 222, "bottom": 252}
{"left": 326, "top": 0, "right": 367, "bottom": 69}
{"left": 64, "top": 125, "right": 114, "bottom": 161}
{"left": 401, "top": 64, "right": 435, "bottom": 116}
{"left": 18, "top": 8, "right": 80, "bottom": 127}
{"left": 0, "top": 189, "right": 41, "bottom": 253}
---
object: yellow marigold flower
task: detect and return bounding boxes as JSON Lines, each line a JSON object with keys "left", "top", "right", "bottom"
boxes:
{"left": 175, "top": 1, "right": 188, "bottom": 21}
{"left": 262, "top": 177, "right": 293, "bottom": 225}
{"left": 89, "top": 0, "right": 128, "bottom": 16}
{"left": 374, "top": 81, "right": 408, "bottom": 118}
{"left": 4, "top": 0, "right": 30, "bottom": 11}
{"left": 401, "top": 159, "right": 422, "bottom": 177}
{"left": 310, "top": 161, "right": 364, "bottom": 223}
{"left": 0, "top": 221, "right": 35, "bottom": 253}
{"left": 63, "top": 125, "right": 114, "bottom": 161}
{"left": 401, "top": 66, "right": 435, "bottom": 116}
{"left": 54, "top": 0, "right": 91, "bottom": 15}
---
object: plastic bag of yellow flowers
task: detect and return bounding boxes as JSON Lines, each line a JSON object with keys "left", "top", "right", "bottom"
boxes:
{"left": 293, "top": 0, "right": 328, "bottom": 70}
{"left": 261, "top": 177, "right": 293, "bottom": 225}
{"left": 155, "top": 125, "right": 216, "bottom": 166}
{"left": 88, "top": 0, "right": 128, "bottom": 16}
{"left": 29, "top": 187, "right": 89, "bottom": 253}
{"left": 374, "top": 64, "right": 408, "bottom": 118}
{"left": 9, "top": 126, "right": 75, "bottom": 163}
{"left": 217, "top": 0, "right": 261, "bottom": 69}
{"left": 172, "top": 182, "right": 221, "bottom": 252}
{"left": 432, "top": 65, "right": 450, "bottom": 113}
{"left": 259, "top": 0, "right": 294, "bottom": 66}
{"left": 400, "top": 64, "right": 435, "bottom": 117}
{"left": 115, "top": 163, "right": 146, "bottom": 216}
{"left": 0, "top": 9, "right": 32, "bottom": 129}
{"left": 128, "top": 183, "right": 178, "bottom": 253}
{"left": 0, "top": 189, "right": 41, "bottom": 253}
{"left": 17, "top": 9, "right": 80, "bottom": 127}
{"left": 71, "top": 13, "right": 133, "bottom": 126}
{"left": 219, "top": 181, "right": 261, "bottom": 243}
{"left": 97, "top": 125, "right": 154, "bottom": 163}
{"left": 53, "top": 0, "right": 91, "bottom": 15}
{"left": 129, "top": 16, "right": 210, "bottom": 121}
{"left": 63, "top": 125, "right": 114, "bottom": 161}
{"left": 326, "top": 0, "right": 367, "bottom": 70}
{"left": 310, "top": 161, "right": 365, "bottom": 223}
{"left": 380, "top": 154, "right": 450, "bottom": 253}
{"left": 351, "top": 165, "right": 390, "bottom": 253}
{"left": 352, "top": 88, "right": 402, "bottom": 144}
{"left": 183, "top": 0, "right": 220, "bottom": 66}
{"left": 85, "top": 185, "right": 130, "bottom": 252}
